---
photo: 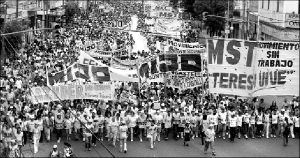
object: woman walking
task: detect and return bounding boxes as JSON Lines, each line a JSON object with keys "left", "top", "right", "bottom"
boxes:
{"left": 119, "top": 121, "right": 128, "bottom": 153}
{"left": 283, "top": 117, "right": 291, "bottom": 146}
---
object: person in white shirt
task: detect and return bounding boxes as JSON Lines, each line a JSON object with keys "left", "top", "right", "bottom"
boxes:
{"left": 271, "top": 110, "right": 279, "bottom": 138}
{"left": 204, "top": 123, "right": 216, "bottom": 156}
{"left": 293, "top": 113, "right": 299, "bottom": 138}
{"left": 229, "top": 113, "right": 237, "bottom": 142}
{"left": 256, "top": 111, "right": 264, "bottom": 138}
{"left": 236, "top": 112, "right": 243, "bottom": 139}
{"left": 137, "top": 110, "right": 146, "bottom": 142}
{"left": 33, "top": 123, "right": 42, "bottom": 154}
{"left": 288, "top": 112, "right": 295, "bottom": 139}
{"left": 85, "top": 119, "right": 94, "bottom": 151}
{"left": 128, "top": 111, "right": 137, "bottom": 142}
{"left": 264, "top": 110, "right": 271, "bottom": 139}
{"left": 242, "top": 111, "right": 250, "bottom": 139}
{"left": 218, "top": 108, "right": 227, "bottom": 139}
{"left": 164, "top": 111, "right": 172, "bottom": 140}
{"left": 119, "top": 121, "right": 128, "bottom": 153}
{"left": 148, "top": 120, "right": 157, "bottom": 149}
{"left": 153, "top": 110, "right": 163, "bottom": 142}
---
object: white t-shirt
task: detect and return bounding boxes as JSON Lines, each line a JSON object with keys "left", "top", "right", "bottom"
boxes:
{"left": 229, "top": 117, "right": 237, "bottom": 127}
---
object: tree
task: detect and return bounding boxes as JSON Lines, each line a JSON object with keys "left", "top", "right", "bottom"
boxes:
{"left": 2, "top": 20, "right": 29, "bottom": 59}
{"left": 64, "top": 2, "right": 80, "bottom": 24}
{"left": 191, "top": 0, "right": 234, "bottom": 37}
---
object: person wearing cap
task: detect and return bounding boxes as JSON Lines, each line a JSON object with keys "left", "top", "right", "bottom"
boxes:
{"left": 119, "top": 120, "right": 128, "bottom": 153}
{"left": 49, "top": 145, "right": 60, "bottom": 157}
{"left": 204, "top": 123, "right": 216, "bottom": 156}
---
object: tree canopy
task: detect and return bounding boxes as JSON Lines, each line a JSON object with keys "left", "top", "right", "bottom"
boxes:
{"left": 2, "top": 20, "right": 29, "bottom": 58}
{"left": 64, "top": 2, "right": 80, "bottom": 24}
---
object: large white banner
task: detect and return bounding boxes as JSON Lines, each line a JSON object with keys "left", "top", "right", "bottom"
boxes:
{"left": 78, "top": 51, "right": 139, "bottom": 82}
{"left": 207, "top": 39, "right": 299, "bottom": 97}
{"left": 30, "top": 84, "right": 114, "bottom": 104}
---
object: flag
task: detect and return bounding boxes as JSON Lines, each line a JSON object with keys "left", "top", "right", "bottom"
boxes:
{"left": 180, "top": 54, "right": 202, "bottom": 72}
{"left": 158, "top": 54, "right": 178, "bottom": 72}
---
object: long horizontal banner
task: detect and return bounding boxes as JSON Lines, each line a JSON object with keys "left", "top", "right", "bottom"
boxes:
{"left": 167, "top": 40, "right": 205, "bottom": 50}
{"left": 207, "top": 39, "right": 299, "bottom": 97}
{"left": 79, "top": 51, "right": 139, "bottom": 82}
{"left": 167, "top": 46, "right": 206, "bottom": 54}
{"left": 139, "top": 54, "right": 202, "bottom": 85}
{"left": 165, "top": 75, "right": 203, "bottom": 90}
{"left": 47, "top": 63, "right": 110, "bottom": 86}
{"left": 30, "top": 84, "right": 114, "bottom": 104}
{"left": 110, "top": 58, "right": 137, "bottom": 69}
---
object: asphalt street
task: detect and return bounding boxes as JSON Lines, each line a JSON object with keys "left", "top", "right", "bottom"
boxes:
{"left": 22, "top": 136, "right": 299, "bottom": 157}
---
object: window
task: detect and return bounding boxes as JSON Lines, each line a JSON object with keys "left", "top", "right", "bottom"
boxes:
{"left": 277, "top": 0, "right": 280, "bottom": 12}
{"left": 268, "top": 0, "right": 270, "bottom": 9}
{"left": 262, "top": 0, "right": 264, "bottom": 9}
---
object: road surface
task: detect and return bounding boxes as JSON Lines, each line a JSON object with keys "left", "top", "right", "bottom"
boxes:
{"left": 22, "top": 136, "right": 299, "bottom": 157}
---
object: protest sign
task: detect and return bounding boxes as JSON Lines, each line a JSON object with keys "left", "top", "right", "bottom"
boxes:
{"left": 30, "top": 84, "right": 114, "bottom": 104}
{"left": 167, "top": 40, "right": 205, "bottom": 50}
{"left": 166, "top": 76, "right": 203, "bottom": 90}
{"left": 110, "top": 58, "right": 137, "bottom": 69}
{"left": 79, "top": 51, "right": 139, "bottom": 82}
{"left": 47, "top": 63, "right": 110, "bottom": 86}
{"left": 207, "top": 39, "right": 299, "bottom": 96}
{"left": 252, "top": 41, "right": 299, "bottom": 96}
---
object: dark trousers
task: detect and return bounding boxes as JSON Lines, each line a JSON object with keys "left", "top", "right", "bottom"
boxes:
{"left": 200, "top": 131, "right": 205, "bottom": 145}
{"left": 92, "top": 133, "right": 97, "bottom": 144}
{"left": 271, "top": 124, "right": 278, "bottom": 136}
{"left": 295, "top": 127, "right": 299, "bottom": 138}
{"left": 165, "top": 128, "right": 170, "bottom": 139}
{"left": 230, "top": 127, "right": 236, "bottom": 141}
{"left": 173, "top": 124, "right": 178, "bottom": 139}
{"left": 23, "top": 131, "right": 28, "bottom": 144}
{"left": 242, "top": 123, "right": 249, "bottom": 135}
{"left": 56, "top": 129, "right": 63, "bottom": 140}
{"left": 256, "top": 124, "right": 264, "bottom": 137}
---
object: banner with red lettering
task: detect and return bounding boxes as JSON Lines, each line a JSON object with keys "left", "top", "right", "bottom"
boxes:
{"left": 30, "top": 84, "right": 114, "bottom": 104}
{"left": 207, "top": 39, "right": 299, "bottom": 96}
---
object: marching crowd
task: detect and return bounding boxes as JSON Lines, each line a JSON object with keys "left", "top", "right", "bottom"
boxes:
{"left": 0, "top": 1, "right": 299, "bottom": 158}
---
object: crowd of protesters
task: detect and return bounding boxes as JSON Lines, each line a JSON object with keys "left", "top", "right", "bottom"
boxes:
{"left": 0, "top": 1, "right": 299, "bottom": 158}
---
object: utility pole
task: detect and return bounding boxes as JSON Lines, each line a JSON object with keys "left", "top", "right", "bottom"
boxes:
{"left": 242, "top": 0, "right": 246, "bottom": 39}
{"left": 257, "top": 5, "right": 260, "bottom": 41}
{"left": 225, "top": 0, "right": 230, "bottom": 38}
{"left": 16, "top": 0, "right": 19, "bottom": 18}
